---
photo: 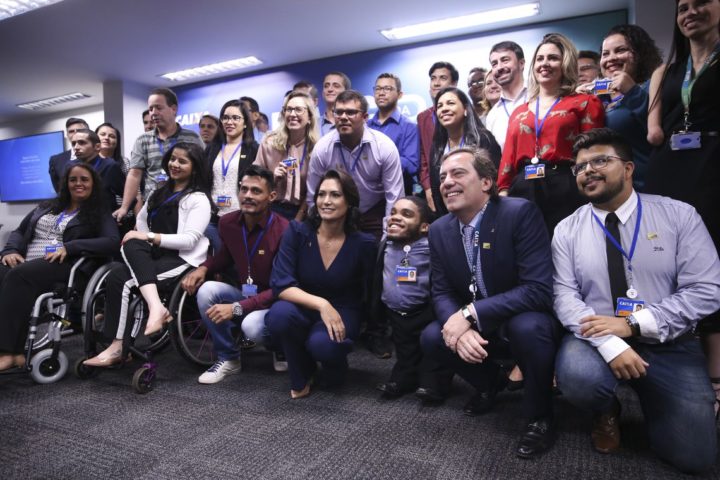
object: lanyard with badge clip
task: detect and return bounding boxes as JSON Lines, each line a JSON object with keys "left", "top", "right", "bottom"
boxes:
{"left": 155, "top": 137, "right": 177, "bottom": 183}
{"left": 241, "top": 213, "right": 274, "bottom": 296}
{"left": 524, "top": 97, "right": 561, "bottom": 181}
{"left": 46, "top": 209, "right": 77, "bottom": 253}
{"left": 217, "top": 143, "right": 243, "bottom": 208}
{"left": 283, "top": 142, "right": 307, "bottom": 176}
{"left": 592, "top": 195, "right": 644, "bottom": 315}
{"left": 444, "top": 136, "right": 466, "bottom": 154}
{"left": 672, "top": 43, "right": 720, "bottom": 150}
{"left": 338, "top": 142, "right": 366, "bottom": 173}
{"left": 466, "top": 203, "right": 488, "bottom": 301}
{"left": 395, "top": 244, "right": 417, "bottom": 283}
{"left": 148, "top": 190, "right": 186, "bottom": 228}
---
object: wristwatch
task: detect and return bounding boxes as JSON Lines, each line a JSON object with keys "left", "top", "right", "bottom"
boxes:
{"left": 461, "top": 304, "right": 474, "bottom": 323}
{"left": 146, "top": 232, "right": 156, "bottom": 244}
{"left": 625, "top": 313, "right": 641, "bottom": 337}
{"left": 232, "top": 302, "right": 243, "bottom": 319}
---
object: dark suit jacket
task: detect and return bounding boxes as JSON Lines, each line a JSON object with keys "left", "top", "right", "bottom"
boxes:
{"left": 429, "top": 196, "right": 553, "bottom": 334}
{"left": 49, "top": 150, "right": 72, "bottom": 193}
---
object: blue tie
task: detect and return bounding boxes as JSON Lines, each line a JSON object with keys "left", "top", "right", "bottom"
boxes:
{"left": 462, "top": 225, "right": 487, "bottom": 298}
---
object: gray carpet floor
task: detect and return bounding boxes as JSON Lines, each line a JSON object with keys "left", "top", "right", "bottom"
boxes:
{"left": 1, "top": 335, "right": 718, "bottom": 480}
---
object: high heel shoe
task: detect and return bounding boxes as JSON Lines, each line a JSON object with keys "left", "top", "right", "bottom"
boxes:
{"left": 144, "top": 309, "right": 173, "bottom": 336}
{"left": 83, "top": 349, "right": 124, "bottom": 367}
{"left": 0, "top": 354, "right": 25, "bottom": 372}
{"left": 290, "top": 384, "right": 311, "bottom": 399}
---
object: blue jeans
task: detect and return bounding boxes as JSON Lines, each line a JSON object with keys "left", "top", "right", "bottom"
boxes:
{"left": 196, "top": 281, "right": 269, "bottom": 361}
{"left": 556, "top": 334, "right": 717, "bottom": 474}
{"left": 204, "top": 223, "right": 222, "bottom": 256}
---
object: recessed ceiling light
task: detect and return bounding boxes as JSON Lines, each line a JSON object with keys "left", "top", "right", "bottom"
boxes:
{"left": 17, "top": 92, "right": 91, "bottom": 111}
{"left": 0, "top": 0, "right": 63, "bottom": 21}
{"left": 380, "top": 2, "right": 541, "bottom": 40}
{"left": 160, "top": 56, "right": 263, "bottom": 82}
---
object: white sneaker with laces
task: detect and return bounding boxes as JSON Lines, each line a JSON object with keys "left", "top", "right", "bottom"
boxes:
{"left": 273, "top": 352, "right": 288, "bottom": 372}
{"left": 198, "top": 358, "right": 242, "bottom": 384}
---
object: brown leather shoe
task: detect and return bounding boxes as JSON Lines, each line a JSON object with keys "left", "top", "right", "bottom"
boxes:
{"left": 591, "top": 410, "right": 620, "bottom": 453}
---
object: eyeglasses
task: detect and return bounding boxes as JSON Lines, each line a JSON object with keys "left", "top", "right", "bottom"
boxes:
{"left": 571, "top": 155, "right": 627, "bottom": 176}
{"left": 468, "top": 80, "right": 485, "bottom": 88}
{"left": 373, "top": 86, "right": 396, "bottom": 93}
{"left": 283, "top": 106, "right": 307, "bottom": 115}
{"left": 221, "top": 115, "right": 243, "bottom": 123}
{"left": 333, "top": 108, "right": 362, "bottom": 118}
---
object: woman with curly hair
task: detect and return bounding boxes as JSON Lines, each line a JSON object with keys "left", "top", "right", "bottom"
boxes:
{"left": 0, "top": 163, "right": 119, "bottom": 370}
{"left": 266, "top": 170, "right": 376, "bottom": 398}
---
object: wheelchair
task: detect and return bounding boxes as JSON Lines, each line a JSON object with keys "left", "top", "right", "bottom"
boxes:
{"left": 1, "top": 256, "right": 108, "bottom": 384}
{"left": 74, "top": 262, "right": 192, "bottom": 393}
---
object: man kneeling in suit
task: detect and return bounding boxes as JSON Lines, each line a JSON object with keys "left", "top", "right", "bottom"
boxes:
{"left": 420, "top": 146, "right": 560, "bottom": 458}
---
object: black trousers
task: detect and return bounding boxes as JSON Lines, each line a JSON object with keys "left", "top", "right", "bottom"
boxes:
{"left": 102, "top": 239, "right": 187, "bottom": 341}
{"left": 421, "top": 311, "right": 561, "bottom": 420}
{"left": 0, "top": 259, "right": 72, "bottom": 353}
{"left": 387, "top": 305, "right": 450, "bottom": 391}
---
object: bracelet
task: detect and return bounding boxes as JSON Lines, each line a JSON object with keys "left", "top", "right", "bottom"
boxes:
{"left": 625, "top": 314, "right": 641, "bottom": 337}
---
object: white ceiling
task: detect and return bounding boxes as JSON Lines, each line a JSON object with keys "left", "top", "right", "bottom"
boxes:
{"left": 0, "top": 0, "right": 629, "bottom": 124}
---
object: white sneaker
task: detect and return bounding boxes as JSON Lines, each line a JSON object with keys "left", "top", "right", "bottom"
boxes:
{"left": 273, "top": 352, "right": 288, "bottom": 372}
{"left": 198, "top": 358, "right": 242, "bottom": 384}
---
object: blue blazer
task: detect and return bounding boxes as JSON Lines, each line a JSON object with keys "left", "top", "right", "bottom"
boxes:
{"left": 49, "top": 150, "right": 72, "bottom": 193}
{"left": 429, "top": 196, "right": 553, "bottom": 333}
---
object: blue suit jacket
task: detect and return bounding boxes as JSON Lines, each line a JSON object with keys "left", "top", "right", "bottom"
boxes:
{"left": 429, "top": 196, "right": 553, "bottom": 333}
{"left": 49, "top": 150, "right": 72, "bottom": 193}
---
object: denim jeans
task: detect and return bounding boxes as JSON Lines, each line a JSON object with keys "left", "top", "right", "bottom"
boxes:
{"left": 556, "top": 333, "right": 717, "bottom": 473}
{"left": 196, "top": 281, "right": 269, "bottom": 361}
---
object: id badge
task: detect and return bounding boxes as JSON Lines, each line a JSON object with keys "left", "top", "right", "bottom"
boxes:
{"left": 155, "top": 173, "right": 169, "bottom": 184}
{"left": 594, "top": 79, "right": 612, "bottom": 95}
{"left": 241, "top": 283, "right": 258, "bottom": 297}
{"left": 45, "top": 244, "right": 61, "bottom": 254}
{"left": 615, "top": 297, "right": 645, "bottom": 317}
{"left": 524, "top": 164, "right": 546, "bottom": 180}
{"left": 670, "top": 131, "right": 701, "bottom": 151}
{"left": 216, "top": 195, "right": 231, "bottom": 207}
{"left": 282, "top": 157, "right": 299, "bottom": 174}
{"left": 395, "top": 266, "right": 417, "bottom": 283}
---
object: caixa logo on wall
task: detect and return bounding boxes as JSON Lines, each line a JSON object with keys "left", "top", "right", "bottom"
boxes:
{"left": 176, "top": 111, "right": 211, "bottom": 128}
{"left": 365, "top": 94, "right": 427, "bottom": 121}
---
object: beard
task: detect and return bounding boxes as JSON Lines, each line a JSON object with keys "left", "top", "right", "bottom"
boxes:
{"left": 580, "top": 174, "right": 625, "bottom": 205}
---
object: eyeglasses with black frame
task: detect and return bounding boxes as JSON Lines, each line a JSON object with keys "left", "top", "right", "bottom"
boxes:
{"left": 571, "top": 155, "right": 627, "bottom": 176}
{"left": 221, "top": 115, "right": 243, "bottom": 123}
{"left": 373, "top": 85, "right": 396, "bottom": 93}
{"left": 283, "top": 106, "right": 308, "bottom": 115}
{"left": 333, "top": 108, "right": 362, "bottom": 118}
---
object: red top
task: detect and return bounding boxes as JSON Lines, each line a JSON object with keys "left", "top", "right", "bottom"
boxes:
{"left": 417, "top": 107, "right": 435, "bottom": 190}
{"left": 497, "top": 93, "right": 604, "bottom": 191}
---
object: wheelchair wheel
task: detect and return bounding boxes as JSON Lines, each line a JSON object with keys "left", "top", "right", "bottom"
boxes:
{"left": 73, "top": 357, "right": 100, "bottom": 380}
{"left": 132, "top": 365, "right": 155, "bottom": 394}
{"left": 29, "top": 349, "right": 68, "bottom": 384}
{"left": 128, "top": 297, "right": 171, "bottom": 353}
{"left": 169, "top": 286, "right": 217, "bottom": 368}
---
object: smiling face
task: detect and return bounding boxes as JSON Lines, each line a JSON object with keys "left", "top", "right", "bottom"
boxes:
{"left": 490, "top": 49, "right": 525, "bottom": 88}
{"left": 283, "top": 96, "right": 310, "bottom": 134}
{"left": 315, "top": 178, "right": 349, "bottom": 223}
{"left": 484, "top": 73, "right": 502, "bottom": 104}
{"left": 67, "top": 166, "right": 94, "bottom": 204}
{"left": 677, "top": 0, "right": 720, "bottom": 40}
{"left": 97, "top": 126, "right": 118, "bottom": 154}
{"left": 467, "top": 70, "right": 486, "bottom": 104}
{"left": 439, "top": 151, "right": 491, "bottom": 219}
{"left": 387, "top": 198, "right": 429, "bottom": 242}
{"left": 323, "top": 74, "right": 346, "bottom": 105}
{"left": 436, "top": 91, "right": 465, "bottom": 130}
{"left": 575, "top": 144, "right": 634, "bottom": 206}
{"left": 167, "top": 147, "right": 193, "bottom": 184}
{"left": 601, "top": 34, "right": 636, "bottom": 79}
{"left": 238, "top": 174, "right": 275, "bottom": 217}
{"left": 533, "top": 43, "right": 564, "bottom": 88}
{"left": 221, "top": 106, "right": 245, "bottom": 142}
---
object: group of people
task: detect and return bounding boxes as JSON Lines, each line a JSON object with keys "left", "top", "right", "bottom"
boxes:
{"left": 0, "top": 0, "right": 719, "bottom": 472}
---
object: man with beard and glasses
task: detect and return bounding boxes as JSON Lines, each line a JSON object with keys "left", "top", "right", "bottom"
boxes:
{"left": 373, "top": 197, "right": 448, "bottom": 401}
{"left": 485, "top": 41, "right": 528, "bottom": 149}
{"left": 181, "top": 165, "right": 290, "bottom": 383}
{"left": 552, "top": 128, "right": 720, "bottom": 473}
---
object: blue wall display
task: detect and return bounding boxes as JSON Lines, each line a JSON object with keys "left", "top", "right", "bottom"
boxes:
{"left": 0, "top": 131, "right": 63, "bottom": 202}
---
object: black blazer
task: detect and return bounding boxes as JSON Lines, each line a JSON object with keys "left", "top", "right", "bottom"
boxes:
{"left": 48, "top": 150, "right": 72, "bottom": 193}
{"left": 1, "top": 205, "right": 120, "bottom": 260}
{"left": 205, "top": 140, "right": 259, "bottom": 191}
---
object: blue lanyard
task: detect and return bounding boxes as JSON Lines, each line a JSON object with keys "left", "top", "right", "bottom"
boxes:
{"left": 501, "top": 92, "right": 527, "bottom": 118}
{"left": 466, "top": 206, "right": 487, "bottom": 280}
{"left": 444, "top": 135, "right": 466, "bottom": 154}
{"left": 241, "top": 213, "right": 275, "bottom": 278}
{"left": 55, "top": 209, "right": 78, "bottom": 231}
{"left": 592, "top": 194, "right": 642, "bottom": 273}
{"left": 288, "top": 142, "right": 308, "bottom": 170}
{"left": 220, "top": 143, "right": 243, "bottom": 178}
{"left": 534, "top": 96, "right": 562, "bottom": 156}
{"left": 681, "top": 43, "right": 720, "bottom": 126}
{"left": 338, "top": 142, "right": 365, "bottom": 173}
{"left": 148, "top": 190, "right": 185, "bottom": 220}
{"left": 157, "top": 137, "right": 177, "bottom": 156}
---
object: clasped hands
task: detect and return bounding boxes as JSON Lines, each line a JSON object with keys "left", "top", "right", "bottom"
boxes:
{"left": 442, "top": 309, "right": 488, "bottom": 364}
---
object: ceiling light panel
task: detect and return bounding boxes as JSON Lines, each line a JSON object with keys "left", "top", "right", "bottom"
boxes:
{"left": 160, "top": 56, "right": 263, "bottom": 82}
{"left": 0, "top": 0, "right": 63, "bottom": 21}
{"left": 17, "top": 92, "right": 91, "bottom": 111}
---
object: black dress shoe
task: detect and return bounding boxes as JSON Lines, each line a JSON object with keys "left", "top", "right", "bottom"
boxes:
{"left": 516, "top": 418, "right": 556, "bottom": 459}
{"left": 415, "top": 387, "right": 445, "bottom": 404}
{"left": 463, "top": 389, "right": 497, "bottom": 416}
{"left": 376, "top": 382, "right": 409, "bottom": 399}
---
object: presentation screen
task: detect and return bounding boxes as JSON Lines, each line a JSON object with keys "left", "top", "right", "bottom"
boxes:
{"left": 0, "top": 131, "right": 62, "bottom": 202}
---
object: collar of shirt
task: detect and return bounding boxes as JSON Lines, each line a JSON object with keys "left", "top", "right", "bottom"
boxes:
{"left": 321, "top": 114, "right": 334, "bottom": 126}
{"left": 238, "top": 209, "right": 273, "bottom": 233}
{"left": 334, "top": 127, "right": 372, "bottom": 152}
{"left": 498, "top": 86, "right": 528, "bottom": 104}
{"left": 458, "top": 208, "right": 484, "bottom": 234}
{"left": 152, "top": 123, "right": 183, "bottom": 141}
{"left": 369, "top": 109, "right": 402, "bottom": 127}
{"left": 590, "top": 189, "right": 638, "bottom": 225}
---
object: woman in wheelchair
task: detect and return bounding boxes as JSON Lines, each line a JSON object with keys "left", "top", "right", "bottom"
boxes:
{"left": 84, "top": 142, "right": 212, "bottom": 367}
{"left": 0, "top": 164, "right": 120, "bottom": 371}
